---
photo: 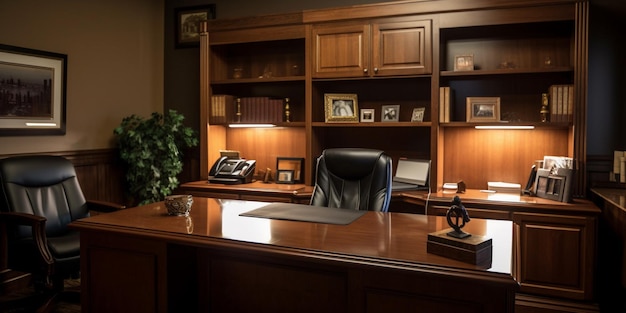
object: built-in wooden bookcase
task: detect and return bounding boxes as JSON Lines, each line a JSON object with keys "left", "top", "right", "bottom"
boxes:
{"left": 199, "top": 0, "right": 588, "bottom": 195}
{"left": 199, "top": 20, "right": 308, "bottom": 178}
{"left": 437, "top": 17, "right": 580, "bottom": 191}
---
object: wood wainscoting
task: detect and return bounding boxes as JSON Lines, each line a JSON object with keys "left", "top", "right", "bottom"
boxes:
{"left": 0, "top": 148, "right": 200, "bottom": 207}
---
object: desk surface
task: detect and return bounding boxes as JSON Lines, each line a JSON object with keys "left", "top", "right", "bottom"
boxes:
{"left": 74, "top": 197, "right": 513, "bottom": 275}
{"left": 591, "top": 187, "right": 626, "bottom": 212}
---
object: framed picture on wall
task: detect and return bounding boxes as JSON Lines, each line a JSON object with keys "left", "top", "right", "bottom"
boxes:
{"left": 175, "top": 4, "right": 216, "bottom": 48}
{"left": 0, "top": 44, "right": 67, "bottom": 136}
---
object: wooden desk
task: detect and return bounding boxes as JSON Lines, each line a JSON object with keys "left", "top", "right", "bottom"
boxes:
{"left": 180, "top": 180, "right": 314, "bottom": 203}
{"left": 71, "top": 197, "right": 516, "bottom": 313}
{"left": 408, "top": 189, "right": 599, "bottom": 309}
{"left": 590, "top": 188, "right": 626, "bottom": 311}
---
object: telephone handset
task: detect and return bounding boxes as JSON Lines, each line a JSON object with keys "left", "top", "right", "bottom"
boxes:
{"left": 209, "top": 156, "right": 256, "bottom": 184}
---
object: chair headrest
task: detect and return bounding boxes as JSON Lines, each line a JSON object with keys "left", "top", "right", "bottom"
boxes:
{"left": 0, "top": 155, "right": 76, "bottom": 187}
{"left": 321, "top": 148, "right": 387, "bottom": 179}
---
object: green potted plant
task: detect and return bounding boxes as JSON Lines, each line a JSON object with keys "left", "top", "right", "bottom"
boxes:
{"left": 114, "top": 109, "right": 198, "bottom": 205}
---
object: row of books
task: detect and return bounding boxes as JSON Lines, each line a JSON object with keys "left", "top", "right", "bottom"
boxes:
{"left": 210, "top": 95, "right": 285, "bottom": 124}
{"left": 548, "top": 84, "right": 574, "bottom": 123}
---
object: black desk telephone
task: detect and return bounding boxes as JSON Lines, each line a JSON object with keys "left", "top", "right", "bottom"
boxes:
{"left": 208, "top": 156, "right": 256, "bottom": 184}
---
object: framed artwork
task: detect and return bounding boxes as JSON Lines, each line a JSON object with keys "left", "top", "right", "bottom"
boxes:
{"left": 175, "top": 5, "right": 216, "bottom": 48}
{"left": 277, "top": 169, "right": 295, "bottom": 184}
{"left": 466, "top": 97, "right": 500, "bottom": 122}
{"left": 276, "top": 157, "right": 304, "bottom": 183}
{"left": 411, "top": 107, "right": 426, "bottom": 122}
{"left": 324, "top": 93, "right": 358, "bottom": 123}
{"left": 360, "top": 109, "right": 374, "bottom": 122}
{"left": 381, "top": 105, "right": 400, "bottom": 122}
{"left": 454, "top": 54, "right": 474, "bottom": 71}
{"left": 0, "top": 44, "right": 67, "bottom": 136}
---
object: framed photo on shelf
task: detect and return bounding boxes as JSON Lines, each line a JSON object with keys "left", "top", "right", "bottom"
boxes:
{"left": 360, "top": 109, "right": 374, "bottom": 122}
{"left": 0, "top": 44, "right": 67, "bottom": 136}
{"left": 324, "top": 93, "right": 358, "bottom": 123}
{"left": 411, "top": 107, "right": 426, "bottom": 122}
{"left": 276, "top": 157, "right": 304, "bottom": 183}
{"left": 454, "top": 54, "right": 474, "bottom": 71}
{"left": 175, "top": 5, "right": 216, "bottom": 48}
{"left": 381, "top": 105, "right": 400, "bottom": 122}
{"left": 466, "top": 97, "right": 501, "bottom": 122}
{"left": 276, "top": 169, "right": 295, "bottom": 184}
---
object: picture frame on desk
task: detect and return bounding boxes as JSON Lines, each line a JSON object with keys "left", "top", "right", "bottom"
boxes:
{"left": 0, "top": 44, "right": 67, "bottom": 136}
{"left": 324, "top": 93, "right": 358, "bottom": 123}
{"left": 276, "top": 169, "right": 295, "bottom": 184}
{"left": 276, "top": 157, "right": 304, "bottom": 183}
{"left": 175, "top": 4, "right": 216, "bottom": 48}
{"left": 466, "top": 97, "right": 500, "bottom": 122}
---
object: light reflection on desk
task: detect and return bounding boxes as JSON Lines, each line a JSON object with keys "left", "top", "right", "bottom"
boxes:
{"left": 220, "top": 199, "right": 272, "bottom": 243}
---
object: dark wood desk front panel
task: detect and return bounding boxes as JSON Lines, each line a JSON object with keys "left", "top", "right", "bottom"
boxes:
{"left": 72, "top": 197, "right": 516, "bottom": 313}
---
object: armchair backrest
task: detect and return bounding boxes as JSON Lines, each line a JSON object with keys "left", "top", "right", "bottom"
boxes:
{"left": 310, "top": 148, "right": 392, "bottom": 212}
{"left": 0, "top": 155, "right": 89, "bottom": 238}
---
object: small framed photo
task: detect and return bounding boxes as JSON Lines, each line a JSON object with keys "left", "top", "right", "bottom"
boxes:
{"left": 411, "top": 107, "right": 426, "bottom": 122}
{"left": 466, "top": 97, "right": 501, "bottom": 122}
{"left": 276, "top": 157, "right": 304, "bottom": 183}
{"left": 381, "top": 105, "right": 400, "bottom": 122}
{"left": 175, "top": 5, "right": 216, "bottom": 48}
{"left": 276, "top": 169, "right": 295, "bottom": 184}
{"left": 360, "top": 109, "right": 374, "bottom": 122}
{"left": 454, "top": 54, "right": 474, "bottom": 71}
{"left": 324, "top": 93, "right": 358, "bottom": 123}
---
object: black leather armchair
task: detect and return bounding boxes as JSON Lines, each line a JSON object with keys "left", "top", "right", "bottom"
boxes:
{"left": 0, "top": 155, "right": 124, "bottom": 304}
{"left": 310, "top": 148, "right": 392, "bottom": 212}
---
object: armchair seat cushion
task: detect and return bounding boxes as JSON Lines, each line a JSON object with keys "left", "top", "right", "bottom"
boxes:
{"left": 47, "top": 231, "right": 81, "bottom": 259}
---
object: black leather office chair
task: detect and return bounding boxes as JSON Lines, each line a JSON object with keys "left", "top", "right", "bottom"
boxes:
{"left": 310, "top": 148, "right": 392, "bottom": 212}
{"left": 0, "top": 155, "right": 124, "bottom": 309}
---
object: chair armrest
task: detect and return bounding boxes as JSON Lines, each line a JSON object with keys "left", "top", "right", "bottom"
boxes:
{"left": 86, "top": 200, "right": 126, "bottom": 213}
{"left": 0, "top": 212, "right": 54, "bottom": 269}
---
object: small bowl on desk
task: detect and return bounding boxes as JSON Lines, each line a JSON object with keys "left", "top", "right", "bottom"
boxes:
{"left": 164, "top": 195, "right": 193, "bottom": 216}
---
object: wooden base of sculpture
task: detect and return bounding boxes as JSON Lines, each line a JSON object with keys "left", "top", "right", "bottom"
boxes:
{"left": 427, "top": 228, "right": 493, "bottom": 267}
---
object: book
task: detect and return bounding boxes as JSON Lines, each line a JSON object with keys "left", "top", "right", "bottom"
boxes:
{"left": 210, "top": 94, "right": 235, "bottom": 124}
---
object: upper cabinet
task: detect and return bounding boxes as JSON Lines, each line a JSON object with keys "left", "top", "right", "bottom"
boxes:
{"left": 312, "top": 18, "right": 432, "bottom": 78}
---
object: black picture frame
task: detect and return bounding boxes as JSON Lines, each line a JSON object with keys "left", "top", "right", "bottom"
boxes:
{"left": 276, "top": 157, "right": 304, "bottom": 183}
{"left": 175, "top": 4, "right": 216, "bottom": 48}
{"left": 0, "top": 44, "right": 67, "bottom": 136}
{"left": 276, "top": 170, "right": 295, "bottom": 184}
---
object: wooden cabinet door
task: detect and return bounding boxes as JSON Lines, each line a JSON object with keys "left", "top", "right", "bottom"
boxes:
{"left": 312, "top": 23, "right": 370, "bottom": 78}
{"left": 513, "top": 212, "right": 596, "bottom": 301}
{"left": 372, "top": 20, "right": 432, "bottom": 76}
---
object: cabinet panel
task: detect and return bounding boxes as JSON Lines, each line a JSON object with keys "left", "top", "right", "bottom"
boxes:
{"left": 372, "top": 20, "right": 432, "bottom": 76}
{"left": 513, "top": 212, "right": 595, "bottom": 300}
{"left": 312, "top": 23, "right": 369, "bottom": 78}
{"left": 312, "top": 19, "right": 432, "bottom": 78}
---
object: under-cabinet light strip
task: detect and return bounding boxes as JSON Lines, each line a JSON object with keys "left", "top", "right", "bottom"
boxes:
{"left": 474, "top": 125, "right": 535, "bottom": 130}
{"left": 228, "top": 124, "right": 276, "bottom": 128}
